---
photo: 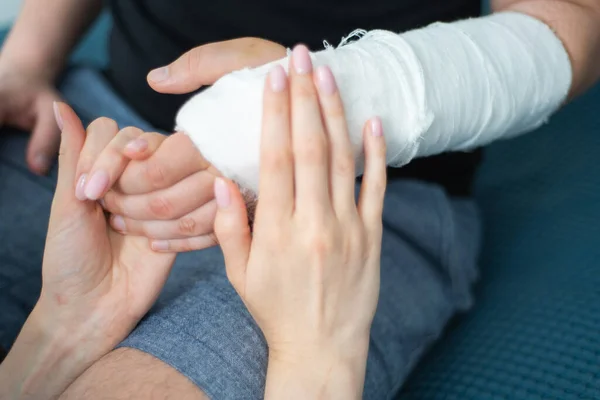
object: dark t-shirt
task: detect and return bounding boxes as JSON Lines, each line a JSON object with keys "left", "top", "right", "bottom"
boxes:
{"left": 107, "top": 0, "right": 482, "bottom": 196}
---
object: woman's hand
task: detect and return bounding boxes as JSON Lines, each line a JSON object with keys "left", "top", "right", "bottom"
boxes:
{"left": 0, "top": 104, "right": 177, "bottom": 399}
{"left": 0, "top": 59, "right": 62, "bottom": 174}
{"left": 213, "top": 45, "right": 387, "bottom": 399}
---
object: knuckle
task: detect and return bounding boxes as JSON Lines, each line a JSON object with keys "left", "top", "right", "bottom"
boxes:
{"left": 177, "top": 216, "right": 198, "bottom": 235}
{"left": 333, "top": 149, "right": 355, "bottom": 176}
{"left": 307, "top": 230, "right": 335, "bottom": 256}
{"left": 147, "top": 196, "right": 174, "bottom": 219}
{"left": 296, "top": 136, "right": 327, "bottom": 165}
{"left": 145, "top": 160, "right": 169, "bottom": 188}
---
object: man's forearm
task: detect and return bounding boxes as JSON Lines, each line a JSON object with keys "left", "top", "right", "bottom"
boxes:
{"left": 493, "top": 0, "right": 600, "bottom": 98}
{"left": 0, "top": 0, "right": 103, "bottom": 80}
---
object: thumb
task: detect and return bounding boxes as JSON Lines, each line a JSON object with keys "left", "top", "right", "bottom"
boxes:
{"left": 213, "top": 177, "right": 252, "bottom": 296}
{"left": 53, "top": 102, "right": 86, "bottom": 198}
{"left": 148, "top": 38, "right": 287, "bottom": 94}
{"left": 27, "top": 97, "right": 62, "bottom": 175}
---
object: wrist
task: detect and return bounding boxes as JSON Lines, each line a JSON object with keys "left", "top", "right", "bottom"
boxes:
{"left": 265, "top": 342, "right": 369, "bottom": 400}
{"left": 0, "top": 302, "right": 109, "bottom": 399}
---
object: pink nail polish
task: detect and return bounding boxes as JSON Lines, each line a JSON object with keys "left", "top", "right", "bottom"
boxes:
{"left": 214, "top": 178, "right": 231, "bottom": 208}
{"left": 75, "top": 174, "right": 87, "bottom": 200}
{"left": 151, "top": 240, "right": 169, "bottom": 251}
{"left": 111, "top": 215, "right": 126, "bottom": 232}
{"left": 53, "top": 102, "right": 63, "bottom": 130}
{"left": 292, "top": 45, "right": 312, "bottom": 74}
{"left": 125, "top": 138, "right": 148, "bottom": 153}
{"left": 269, "top": 65, "right": 287, "bottom": 92}
{"left": 316, "top": 66, "right": 337, "bottom": 95}
{"left": 370, "top": 117, "right": 383, "bottom": 137}
{"left": 84, "top": 170, "right": 109, "bottom": 200}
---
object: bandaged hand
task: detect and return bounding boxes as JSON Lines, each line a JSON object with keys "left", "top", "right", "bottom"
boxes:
{"left": 176, "top": 12, "right": 571, "bottom": 195}
{"left": 75, "top": 122, "right": 222, "bottom": 253}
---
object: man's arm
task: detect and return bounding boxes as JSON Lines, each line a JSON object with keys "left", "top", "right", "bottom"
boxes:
{"left": 1, "top": 0, "right": 103, "bottom": 80}
{"left": 493, "top": 0, "right": 600, "bottom": 98}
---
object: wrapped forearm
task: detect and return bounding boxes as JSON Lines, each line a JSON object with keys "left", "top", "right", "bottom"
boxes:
{"left": 176, "top": 11, "right": 572, "bottom": 194}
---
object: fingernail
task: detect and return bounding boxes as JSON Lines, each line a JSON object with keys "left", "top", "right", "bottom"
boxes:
{"left": 316, "top": 66, "right": 337, "bottom": 95}
{"left": 214, "top": 178, "right": 231, "bottom": 208}
{"left": 370, "top": 117, "right": 383, "bottom": 137}
{"left": 292, "top": 45, "right": 312, "bottom": 74}
{"left": 34, "top": 154, "right": 51, "bottom": 171}
{"left": 98, "top": 198, "right": 106, "bottom": 208}
{"left": 151, "top": 240, "right": 169, "bottom": 251}
{"left": 111, "top": 215, "right": 126, "bottom": 232}
{"left": 84, "top": 170, "right": 109, "bottom": 200}
{"left": 125, "top": 138, "right": 148, "bottom": 153}
{"left": 148, "top": 67, "right": 169, "bottom": 83}
{"left": 53, "top": 102, "right": 63, "bottom": 130}
{"left": 269, "top": 65, "right": 287, "bottom": 92}
{"left": 75, "top": 174, "right": 87, "bottom": 200}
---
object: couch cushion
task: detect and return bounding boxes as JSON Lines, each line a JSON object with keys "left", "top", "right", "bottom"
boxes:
{"left": 399, "top": 83, "right": 600, "bottom": 399}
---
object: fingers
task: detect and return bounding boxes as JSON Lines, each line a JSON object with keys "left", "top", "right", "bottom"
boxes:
{"left": 213, "top": 177, "right": 252, "bottom": 296}
{"left": 148, "top": 38, "right": 287, "bottom": 94}
{"left": 149, "top": 234, "right": 218, "bottom": 253}
{"left": 81, "top": 126, "right": 166, "bottom": 200}
{"left": 75, "top": 117, "right": 119, "bottom": 200}
{"left": 289, "top": 45, "right": 331, "bottom": 215}
{"left": 27, "top": 94, "right": 62, "bottom": 175}
{"left": 109, "top": 200, "right": 217, "bottom": 239}
{"left": 114, "top": 132, "right": 209, "bottom": 195}
{"left": 314, "top": 65, "right": 356, "bottom": 216}
{"left": 102, "top": 170, "right": 215, "bottom": 220}
{"left": 53, "top": 102, "right": 86, "bottom": 198}
{"left": 256, "top": 64, "right": 293, "bottom": 220}
{"left": 357, "top": 117, "right": 387, "bottom": 235}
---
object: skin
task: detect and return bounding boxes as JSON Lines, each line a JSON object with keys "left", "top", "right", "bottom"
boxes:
{"left": 0, "top": 103, "right": 176, "bottom": 399}
{"left": 1, "top": 0, "right": 599, "bottom": 398}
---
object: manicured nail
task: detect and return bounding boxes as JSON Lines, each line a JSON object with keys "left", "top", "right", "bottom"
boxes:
{"left": 84, "top": 170, "right": 109, "bottom": 200}
{"left": 111, "top": 215, "right": 126, "bottom": 232}
{"left": 75, "top": 174, "right": 87, "bottom": 200}
{"left": 151, "top": 240, "right": 169, "bottom": 251}
{"left": 214, "top": 178, "right": 231, "bottom": 208}
{"left": 148, "top": 67, "right": 169, "bottom": 83}
{"left": 53, "top": 102, "right": 63, "bottom": 130}
{"left": 125, "top": 138, "right": 148, "bottom": 153}
{"left": 269, "top": 65, "right": 287, "bottom": 92}
{"left": 316, "top": 66, "right": 337, "bottom": 95}
{"left": 292, "top": 45, "right": 312, "bottom": 74}
{"left": 34, "top": 154, "right": 51, "bottom": 171}
{"left": 370, "top": 117, "right": 383, "bottom": 137}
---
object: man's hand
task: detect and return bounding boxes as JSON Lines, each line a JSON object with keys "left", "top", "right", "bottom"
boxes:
{"left": 73, "top": 37, "right": 286, "bottom": 253}
{"left": 75, "top": 127, "right": 222, "bottom": 252}
{"left": 0, "top": 60, "right": 62, "bottom": 174}
{"left": 147, "top": 37, "right": 287, "bottom": 94}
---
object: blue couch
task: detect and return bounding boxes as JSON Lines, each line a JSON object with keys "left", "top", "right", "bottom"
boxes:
{"left": 2, "top": 13, "right": 599, "bottom": 399}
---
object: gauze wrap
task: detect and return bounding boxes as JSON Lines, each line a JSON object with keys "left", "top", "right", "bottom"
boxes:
{"left": 176, "top": 11, "right": 572, "bottom": 194}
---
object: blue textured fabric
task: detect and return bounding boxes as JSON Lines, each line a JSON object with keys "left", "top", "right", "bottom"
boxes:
{"left": 398, "top": 84, "right": 600, "bottom": 399}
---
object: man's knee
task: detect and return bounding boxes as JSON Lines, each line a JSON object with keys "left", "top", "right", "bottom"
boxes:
{"left": 61, "top": 347, "right": 208, "bottom": 399}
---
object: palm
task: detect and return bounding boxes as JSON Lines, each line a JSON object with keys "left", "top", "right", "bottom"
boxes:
{"left": 43, "top": 194, "right": 175, "bottom": 340}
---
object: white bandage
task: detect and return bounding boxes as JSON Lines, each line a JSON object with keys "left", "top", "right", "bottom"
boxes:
{"left": 176, "top": 12, "right": 572, "bottom": 193}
